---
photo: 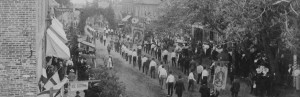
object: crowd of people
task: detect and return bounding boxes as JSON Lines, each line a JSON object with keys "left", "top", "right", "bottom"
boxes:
{"left": 100, "top": 30, "right": 300, "bottom": 97}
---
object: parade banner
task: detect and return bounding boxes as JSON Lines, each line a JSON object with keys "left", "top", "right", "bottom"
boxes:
{"left": 213, "top": 61, "right": 228, "bottom": 90}
{"left": 69, "top": 81, "right": 89, "bottom": 91}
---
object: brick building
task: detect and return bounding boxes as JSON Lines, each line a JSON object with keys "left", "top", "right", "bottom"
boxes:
{"left": 0, "top": 0, "right": 48, "bottom": 96}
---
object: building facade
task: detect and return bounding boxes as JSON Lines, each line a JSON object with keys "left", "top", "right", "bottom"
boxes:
{"left": 0, "top": 0, "right": 48, "bottom": 96}
{"left": 114, "top": 0, "right": 163, "bottom": 21}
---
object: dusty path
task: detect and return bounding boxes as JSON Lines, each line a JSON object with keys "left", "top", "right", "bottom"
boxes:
{"left": 95, "top": 38, "right": 166, "bottom": 97}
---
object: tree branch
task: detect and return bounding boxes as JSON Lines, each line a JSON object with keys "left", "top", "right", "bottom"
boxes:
{"left": 251, "top": 7, "right": 266, "bottom": 20}
{"left": 290, "top": 4, "right": 299, "bottom": 16}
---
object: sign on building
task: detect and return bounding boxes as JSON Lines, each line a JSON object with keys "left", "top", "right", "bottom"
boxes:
{"left": 69, "top": 81, "right": 89, "bottom": 91}
{"left": 213, "top": 61, "right": 229, "bottom": 90}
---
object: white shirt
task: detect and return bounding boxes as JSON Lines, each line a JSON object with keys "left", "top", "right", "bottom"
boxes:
{"left": 132, "top": 51, "right": 137, "bottom": 57}
{"left": 202, "top": 69, "right": 209, "bottom": 78}
{"left": 158, "top": 65, "right": 163, "bottom": 74}
{"left": 171, "top": 52, "right": 176, "bottom": 58}
{"left": 128, "top": 50, "right": 132, "bottom": 55}
{"left": 151, "top": 44, "right": 155, "bottom": 49}
{"left": 149, "top": 60, "right": 157, "bottom": 68}
{"left": 159, "top": 68, "right": 168, "bottom": 77}
{"left": 138, "top": 46, "right": 142, "bottom": 49}
{"left": 188, "top": 72, "right": 196, "bottom": 81}
{"left": 166, "top": 74, "right": 175, "bottom": 83}
{"left": 103, "top": 36, "right": 106, "bottom": 40}
{"left": 142, "top": 57, "right": 148, "bottom": 63}
{"left": 197, "top": 65, "right": 204, "bottom": 74}
{"left": 162, "top": 50, "right": 169, "bottom": 56}
{"left": 293, "top": 69, "right": 300, "bottom": 76}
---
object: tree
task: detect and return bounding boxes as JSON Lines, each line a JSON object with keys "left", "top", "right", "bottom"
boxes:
{"left": 78, "top": 1, "right": 117, "bottom": 35}
{"left": 55, "top": 0, "right": 72, "bottom": 7}
{"left": 155, "top": 0, "right": 300, "bottom": 82}
{"left": 86, "top": 66, "right": 125, "bottom": 97}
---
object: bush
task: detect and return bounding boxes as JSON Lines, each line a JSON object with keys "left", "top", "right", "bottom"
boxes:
{"left": 86, "top": 66, "right": 125, "bottom": 97}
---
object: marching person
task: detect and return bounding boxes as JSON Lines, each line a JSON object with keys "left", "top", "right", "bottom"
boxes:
{"left": 202, "top": 67, "right": 209, "bottom": 85}
{"left": 107, "top": 43, "right": 112, "bottom": 55}
{"left": 149, "top": 58, "right": 157, "bottom": 79}
{"left": 137, "top": 45, "right": 142, "bottom": 56}
{"left": 171, "top": 50, "right": 176, "bottom": 67}
{"left": 199, "top": 83, "right": 210, "bottom": 97}
{"left": 197, "top": 64, "right": 204, "bottom": 84}
{"left": 103, "top": 35, "right": 107, "bottom": 46}
{"left": 159, "top": 66, "right": 168, "bottom": 89}
{"left": 166, "top": 71, "right": 175, "bottom": 96}
{"left": 132, "top": 49, "right": 137, "bottom": 67}
{"left": 230, "top": 78, "right": 240, "bottom": 97}
{"left": 142, "top": 55, "right": 148, "bottom": 73}
{"left": 125, "top": 46, "right": 129, "bottom": 61}
{"left": 162, "top": 49, "right": 169, "bottom": 64}
{"left": 138, "top": 55, "right": 142, "bottom": 71}
{"left": 151, "top": 43, "right": 156, "bottom": 56}
{"left": 128, "top": 49, "right": 133, "bottom": 64}
{"left": 157, "top": 46, "right": 162, "bottom": 61}
{"left": 174, "top": 75, "right": 185, "bottom": 97}
{"left": 188, "top": 70, "right": 196, "bottom": 91}
{"left": 107, "top": 55, "right": 113, "bottom": 69}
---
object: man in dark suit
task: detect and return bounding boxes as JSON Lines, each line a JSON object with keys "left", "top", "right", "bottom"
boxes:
{"left": 174, "top": 75, "right": 185, "bottom": 97}
{"left": 199, "top": 83, "right": 210, "bottom": 97}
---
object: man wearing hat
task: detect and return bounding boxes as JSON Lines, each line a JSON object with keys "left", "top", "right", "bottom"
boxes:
{"left": 68, "top": 69, "right": 76, "bottom": 81}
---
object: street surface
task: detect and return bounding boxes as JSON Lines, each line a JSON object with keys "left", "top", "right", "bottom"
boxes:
{"left": 95, "top": 37, "right": 166, "bottom": 97}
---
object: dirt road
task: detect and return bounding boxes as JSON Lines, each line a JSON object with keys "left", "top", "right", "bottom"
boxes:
{"left": 95, "top": 38, "right": 166, "bottom": 97}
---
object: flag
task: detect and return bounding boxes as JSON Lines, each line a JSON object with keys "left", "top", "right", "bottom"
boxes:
{"left": 44, "top": 72, "right": 61, "bottom": 90}
{"left": 37, "top": 87, "right": 60, "bottom": 97}
{"left": 53, "top": 77, "right": 69, "bottom": 97}
{"left": 38, "top": 66, "right": 48, "bottom": 92}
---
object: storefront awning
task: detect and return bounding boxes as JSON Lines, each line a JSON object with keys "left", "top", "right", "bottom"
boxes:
{"left": 52, "top": 18, "right": 63, "bottom": 28}
{"left": 122, "top": 15, "right": 131, "bottom": 22}
{"left": 80, "top": 41, "right": 96, "bottom": 48}
{"left": 50, "top": 19, "right": 68, "bottom": 43}
{"left": 46, "top": 29, "right": 70, "bottom": 60}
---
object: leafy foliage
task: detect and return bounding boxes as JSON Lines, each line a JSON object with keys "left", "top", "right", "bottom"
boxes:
{"left": 55, "top": 0, "right": 71, "bottom": 7}
{"left": 154, "top": 0, "right": 300, "bottom": 77}
{"left": 78, "top": 1, "right": 117, "bottom": 35}
{"left": 87, "top": 66, "right": 125, "bottom": 97}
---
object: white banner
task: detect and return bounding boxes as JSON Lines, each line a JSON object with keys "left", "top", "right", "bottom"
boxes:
{"left": 69, "top": 81, "right": 89, "bottom": 91}
{"left": 213, "top": 61, "right": 228, "bottom": 90}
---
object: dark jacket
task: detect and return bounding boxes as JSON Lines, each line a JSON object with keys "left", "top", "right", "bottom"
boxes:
{"left": 174, "top": 79, "right": 185, "bottom": 94}
{"left": 199, "top": 85, "right": 210, "bottom": 97}
{"left": 231, "top": 80, "right": 240, "bottom": 93}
